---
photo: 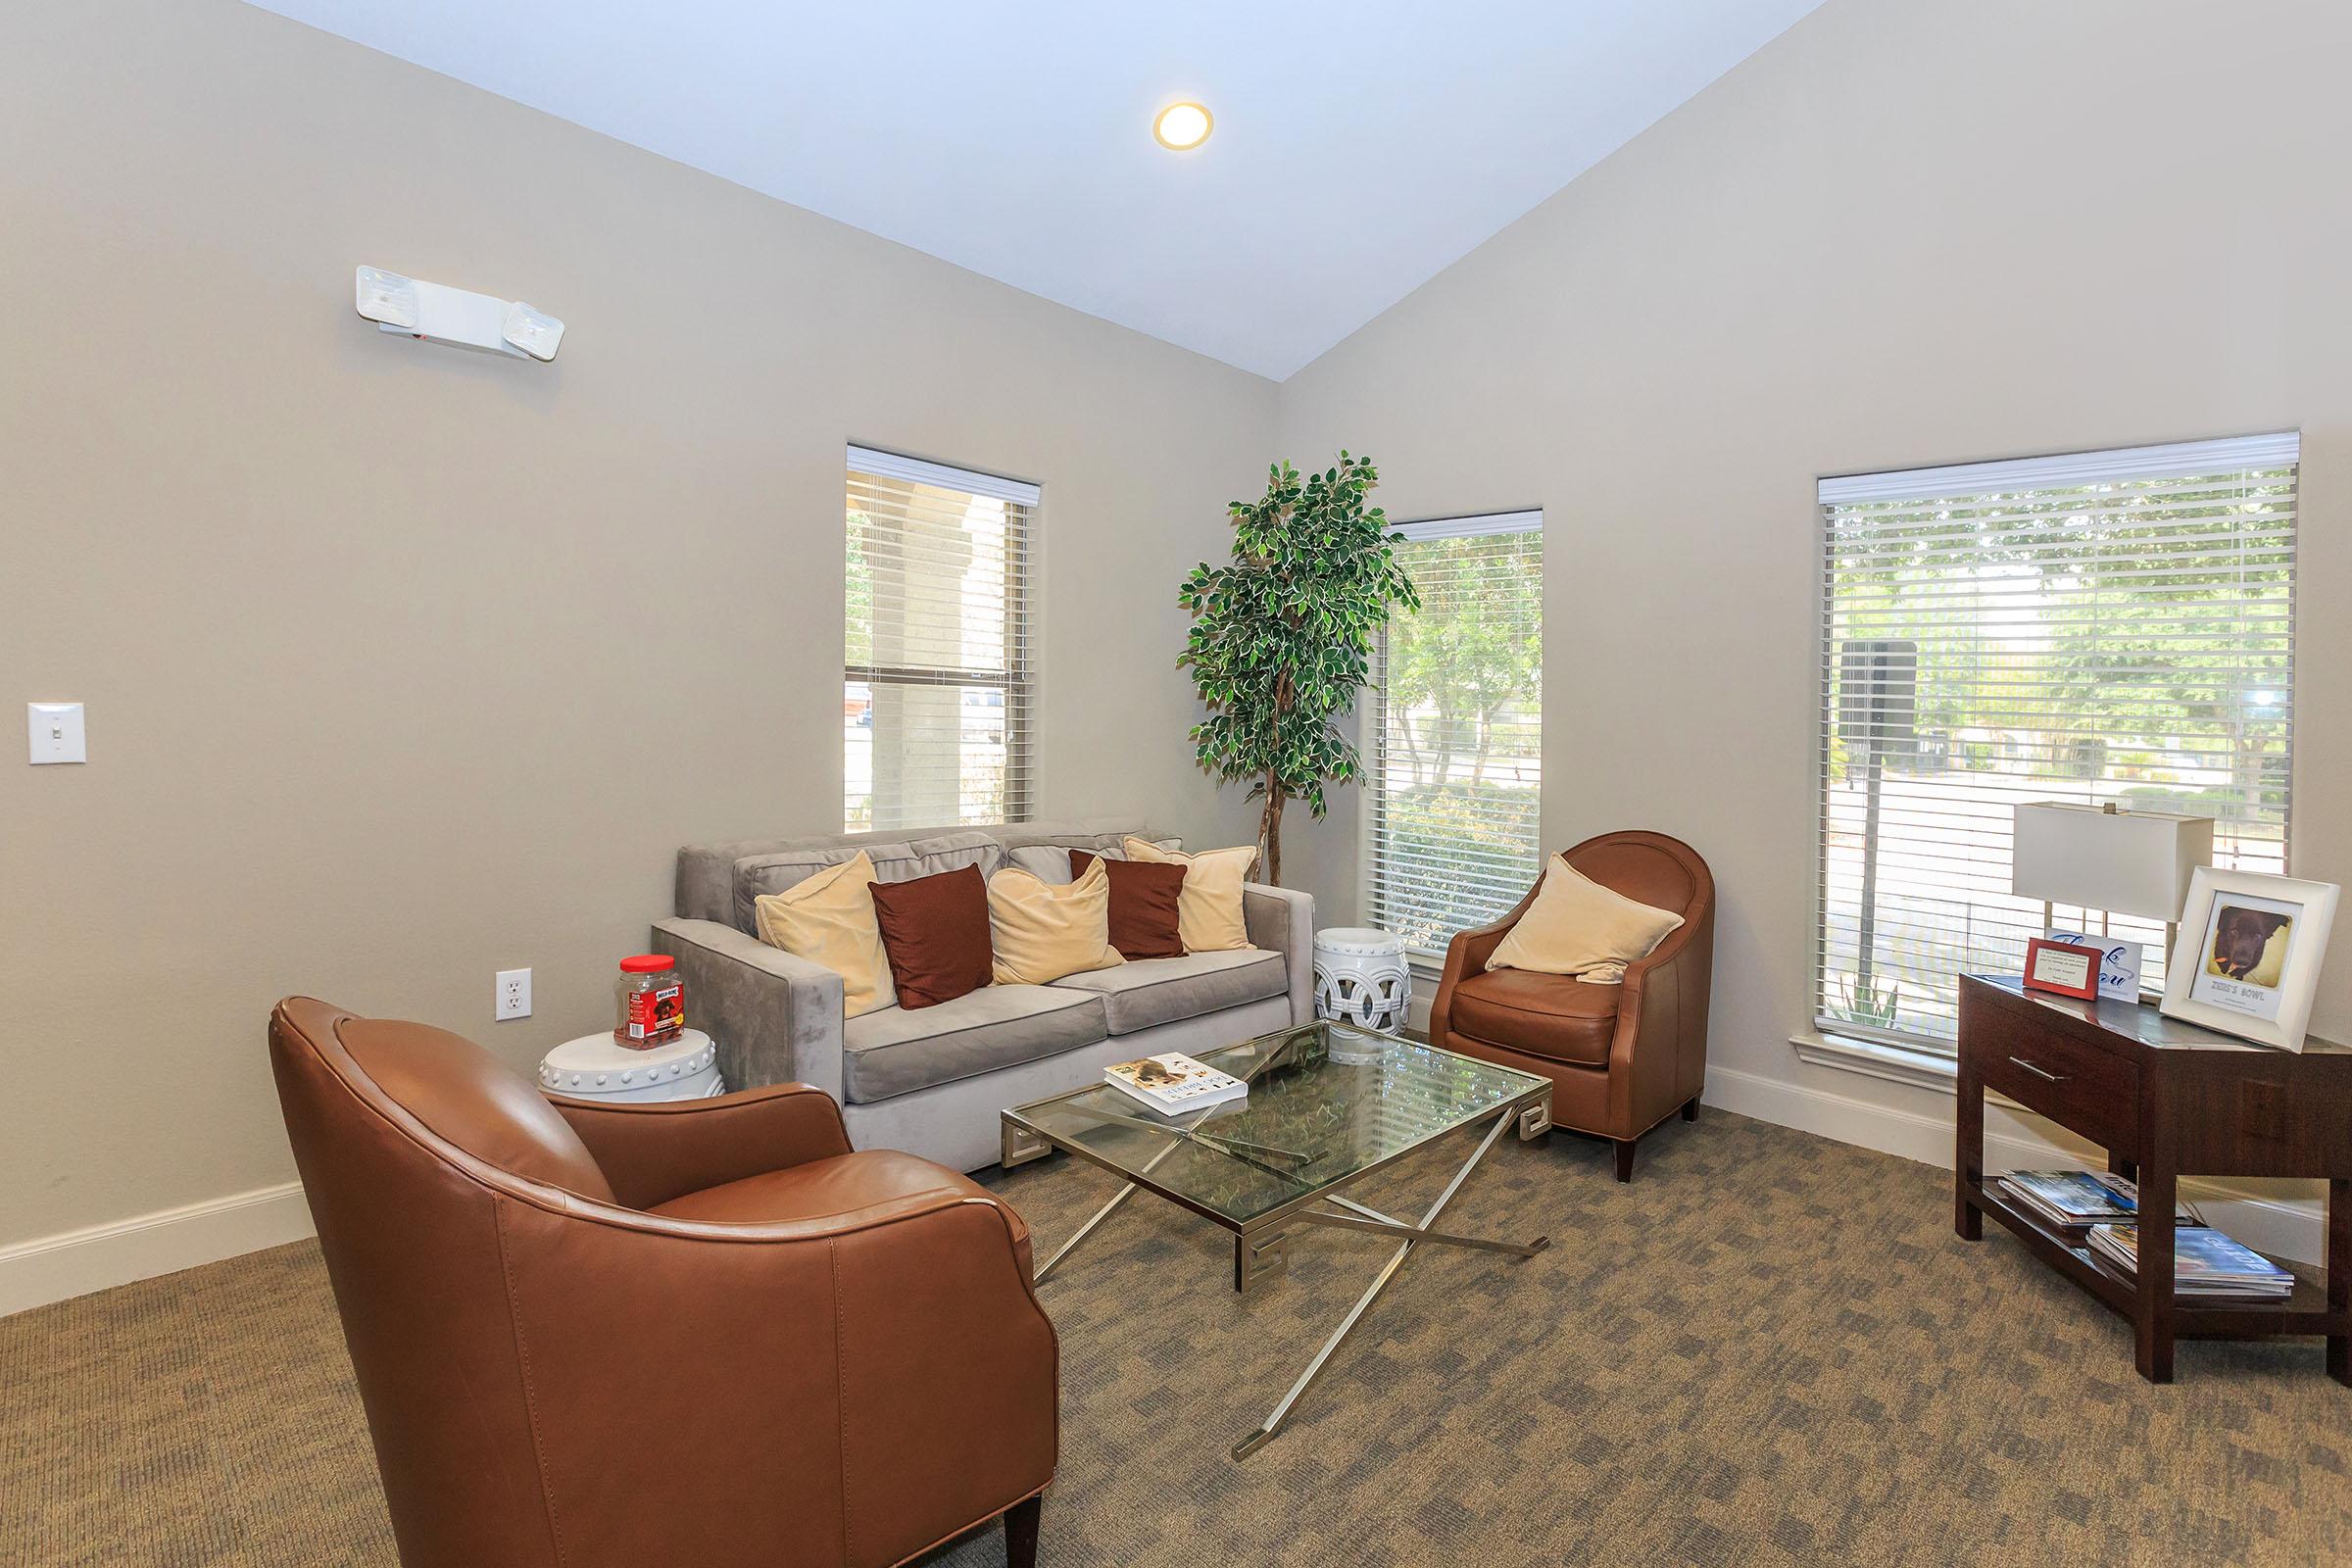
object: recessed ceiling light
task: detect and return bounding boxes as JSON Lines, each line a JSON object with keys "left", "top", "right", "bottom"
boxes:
{"left": 1153, "top": 102, "right": 1212, "bottom": 152}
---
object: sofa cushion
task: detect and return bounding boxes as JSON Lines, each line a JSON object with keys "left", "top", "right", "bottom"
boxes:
{"left": 1048, "top": 947, "right": 1286, "bottom": 1035}
{"left": 751, "top": 850, "right": 896, "bottom": 1018}
{"left": 1005, "top": 845, "right": 1075, "bottom": 882}
{"left": 1123, "top": 838, "right": 1256, "bottom": 953}
{"left": 869, "top": 864, "right": 994, "bottom": 1009}
{"left": 993, "top": 823, "right": 1158, "bottom": 855}
{"left": 1070, "top": 850, "right": 1187, "bottom": 959}
{"left": 686, "top": 826, "right": 1169, "bottom": 929}
{"left": 1446, "top": 968, "right": 1620, "bottom": 1067}
{"left": 987, "top": 859, "right": 1123, "bottom": 986}
{"left": 842, "top": 985, "right": 1107, "bottom": 1103}
{"left": 731, "top": 831, "right": 1004, "bottom": 933}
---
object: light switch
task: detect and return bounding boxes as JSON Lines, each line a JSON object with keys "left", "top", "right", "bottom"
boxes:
{"left": 27, "top": 703, "right": 85, "bottom": 764}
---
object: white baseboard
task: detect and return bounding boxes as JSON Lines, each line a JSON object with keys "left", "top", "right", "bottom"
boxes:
{"left": 0, "top": 1056, "right": 2324, "bottom": 1318}
{"left": 1703, "top": 1064, "right": 2327, "bottom": 1265}
{"left": 0, "top": 1182, "right": 315, "bottom": 1319}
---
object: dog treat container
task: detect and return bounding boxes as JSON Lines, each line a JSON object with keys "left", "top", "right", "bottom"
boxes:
{"left": 613, "top": 954, "right": 686, "bottom": 1048}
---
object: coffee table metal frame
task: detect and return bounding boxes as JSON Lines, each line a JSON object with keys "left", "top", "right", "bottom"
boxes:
{"left": 1000, "top": 1027, "right": 1553, "bottom": 1459}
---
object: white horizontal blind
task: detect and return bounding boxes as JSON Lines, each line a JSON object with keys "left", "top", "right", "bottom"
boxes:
{"left": 1818, "top": 434, "right": 2297, "bottom": 1050}
{"left": 846, "top": 449, "right": 1035, "bottom": 831}
{"left": 1365, "top": 512, "right": 1544, "bottom": 957}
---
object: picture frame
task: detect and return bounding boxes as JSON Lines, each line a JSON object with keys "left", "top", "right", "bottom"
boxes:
{"left": 2024, "top": 937, "right": 2103, "bottom": 1001}
{"left": 2161, "top": 866, "right": 2340, "bottom": 1052}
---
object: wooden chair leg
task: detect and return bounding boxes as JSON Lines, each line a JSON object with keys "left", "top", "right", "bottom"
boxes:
{"left": 1613, "top": 1139, "right": 1637, "bottom": 1183}
{"left": 1004, "top": 1494, "right": 1042, "bottom": 1568}
{"left": 1682, "top": 1098, "right": 1698, "bottom": 1122}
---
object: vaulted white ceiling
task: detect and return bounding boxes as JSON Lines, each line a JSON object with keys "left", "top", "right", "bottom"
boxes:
{"left": 250, "top": 0, "right": 1824, "bottom": 379}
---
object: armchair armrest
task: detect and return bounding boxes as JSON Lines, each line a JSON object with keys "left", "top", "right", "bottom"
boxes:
{"left": 1607, "top": 903, "right": 1716, "bottom": 1127}
{"left": 653, "top": 916, "right": 845, "bottom": 1102}
{"left": 492, "top": 1187, "right": 1057, "bottom": 1568}
{"left": 1428, "top": 885, "right": 1539, "bottom": 1044}
{"left": 1244, "top": 883, "right": 1317, "bottom": 1024}
{"left": 548, "top": 1081, "right": 853, "bottom": 1211}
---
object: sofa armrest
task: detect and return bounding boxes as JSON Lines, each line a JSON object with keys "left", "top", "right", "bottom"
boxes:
{"left": 1245, "top": 883, "right": 1317, "bottom": 1025}
{"left": 548, "top": 1081, "right": 853, "bottom": 1210}
{"left": 653, "top": 917, "right": 845, "bottom": 1102}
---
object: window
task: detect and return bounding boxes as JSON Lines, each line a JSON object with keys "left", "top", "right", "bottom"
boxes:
{"left": 1364, "top": 511, "right": 1544, "bottom": 957}
{"left": 1817, "top": 433, "right": 2298, "bottom": 1052}
{"left": 845, "top": 446, "right": 1036, "bottom": 831}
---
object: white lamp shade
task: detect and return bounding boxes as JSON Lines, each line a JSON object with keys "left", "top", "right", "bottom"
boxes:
{"left": 2011, "top": 803, "right": 2215, "bottom": 923}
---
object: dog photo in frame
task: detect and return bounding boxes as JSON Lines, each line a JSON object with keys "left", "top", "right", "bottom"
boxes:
{"left": 2161, "top": 865, "right": 2339, "bottom": 1051}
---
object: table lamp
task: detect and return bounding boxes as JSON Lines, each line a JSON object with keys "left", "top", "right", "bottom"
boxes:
{"left": 2011, "top": 803, "right": 2215, "bottom": 989}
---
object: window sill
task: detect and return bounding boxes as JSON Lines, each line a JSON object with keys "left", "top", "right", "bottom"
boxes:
{"left": 1790, "top": 1031, "right": 1960, "bottom": 1095}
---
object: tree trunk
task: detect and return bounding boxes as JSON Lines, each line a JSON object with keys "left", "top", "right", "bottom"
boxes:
{"left": 1260, "top": 674, "right": 1294, "bottom": 886}
{"left": 1432, "top": 703, "right": 1459, "bottom": 789}
{"left": 1259, "top": 768, "right": 1284, "bottom": 886}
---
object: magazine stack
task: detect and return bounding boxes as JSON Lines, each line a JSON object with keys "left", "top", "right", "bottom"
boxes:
{"left": 1997, "top": 1168, "right": 2295, "bottom": 1301}
{"left": 2083, "top": 1223, "right": 2295, "bottom": 1300}
{"left": 1993, "top": 1170, "right": 2188, "bottom": 1232}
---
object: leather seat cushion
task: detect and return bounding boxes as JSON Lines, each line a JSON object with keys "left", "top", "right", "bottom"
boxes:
{"left": 1446, "top": 968, "right": 1621, "bottom": 1067}
{"left": 649, "top": 1150, "right": 1031, "bottom": 1275}
{"left": 1048, "top": 948, "right": 1287, "bottom": 1034}
{"left": 841, "top": 984, "right": 1106, "bottom": 1103}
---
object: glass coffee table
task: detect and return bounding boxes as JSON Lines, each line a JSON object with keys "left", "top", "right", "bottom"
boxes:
{"left": 1000, "top": 1020, "right": 1553, "bottom": 1458}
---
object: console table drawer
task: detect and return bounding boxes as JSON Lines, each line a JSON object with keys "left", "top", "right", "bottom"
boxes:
{"left": 1980, "top": 1028, "right": 2138, "bottom": 1150}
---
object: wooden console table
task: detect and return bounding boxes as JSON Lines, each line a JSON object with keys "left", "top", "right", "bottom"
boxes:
{"left": 1955, "top": 973, "right": 2350, "bottom": 1385}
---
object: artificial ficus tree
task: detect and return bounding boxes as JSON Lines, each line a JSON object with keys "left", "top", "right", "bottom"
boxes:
{"left": 1179, "top": 453, "right": 1419, "bottom": 885}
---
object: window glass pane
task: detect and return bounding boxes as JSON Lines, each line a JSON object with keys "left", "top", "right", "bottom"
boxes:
{"left": 844, "top": 678, "right": 1012, "bottom": 832}
{"left": 846, "top": 459, "right": 1032, "bottom": 831}
{"left": 1819, "top": 446, "right": 2296, "bottom": 1050}
{"left": 1366, "top": 521, "right": 1544, "bottom": 956}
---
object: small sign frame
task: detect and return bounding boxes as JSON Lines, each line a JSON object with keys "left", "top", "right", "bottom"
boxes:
{"left": 2024, "top": 937, "right": 2104, "bottom": 1001}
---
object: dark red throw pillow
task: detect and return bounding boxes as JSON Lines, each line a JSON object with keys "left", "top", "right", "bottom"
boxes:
{"left": 1070, "top": 851, "right": 1187, "bottom": 960}
{"left": 868, "top": 863, "right": 993, "bottom": 1008}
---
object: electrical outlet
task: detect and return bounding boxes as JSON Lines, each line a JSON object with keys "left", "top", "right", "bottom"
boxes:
{"left": 496, "top": 968, "right": 531, "bottom": 1021}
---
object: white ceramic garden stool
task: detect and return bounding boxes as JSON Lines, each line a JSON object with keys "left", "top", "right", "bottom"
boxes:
{"left": 538, "top": 1027, "right": 724, "bottom": 1103}
{"left": 1313, "top": 927, "right": 1412, "bottom": 1034}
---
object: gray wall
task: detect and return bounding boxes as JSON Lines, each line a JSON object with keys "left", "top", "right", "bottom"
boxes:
{"left": 10, "top": 0, "right": 2351, "bottom": 1268}
{"left": 1278, "top": 0, "right": 2352, "bottom": 1148}
{"left": 0, "top": 0, "right": 1275, "bottom": 1250}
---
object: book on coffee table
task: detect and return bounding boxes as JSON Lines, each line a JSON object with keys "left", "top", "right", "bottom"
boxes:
{"left": 1103, "top": 1052, "right": 1248, "bottom": 1115}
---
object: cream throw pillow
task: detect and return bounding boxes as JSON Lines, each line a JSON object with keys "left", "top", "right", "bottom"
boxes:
{"left": 753, "top": 851, "right": 897, "bottom": 1018}
{"left": 1124, "top": 837, "right": 1256, "bottom": 953}
{"left": 1487, "top": 855, "right": 1684, "bottom": 982}
{"left": 988, "top": 858, "right": 1125, "bottom": 986}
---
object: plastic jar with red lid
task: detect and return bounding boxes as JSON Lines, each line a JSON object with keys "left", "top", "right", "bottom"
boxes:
{"left": 613, "top": 954, "right": 686, "bottom": 1048}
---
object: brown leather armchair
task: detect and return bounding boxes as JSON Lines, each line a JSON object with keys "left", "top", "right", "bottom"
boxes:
{"left": 269, "top": 998, "right": 1056, "bottom": 1568}
{"left": 1429, "top": 831, "right": 1714, "bottom": 1182}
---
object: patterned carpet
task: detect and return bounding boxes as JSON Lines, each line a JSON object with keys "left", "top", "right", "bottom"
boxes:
{"left": 5, "top": 1110, "right": 2347, "bottom": 1566}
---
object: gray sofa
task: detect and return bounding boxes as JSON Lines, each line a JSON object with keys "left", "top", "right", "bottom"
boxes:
{"left": 654, "top": 820, "right": 1314, "bottom": 1172}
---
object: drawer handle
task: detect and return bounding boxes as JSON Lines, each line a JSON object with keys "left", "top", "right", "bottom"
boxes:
{"left": 2008, "top": 1055, "right": 2067, "bottom": 1084}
